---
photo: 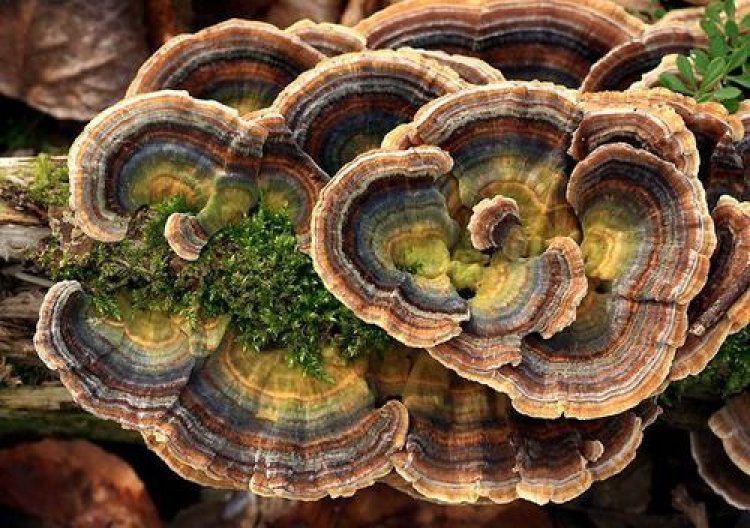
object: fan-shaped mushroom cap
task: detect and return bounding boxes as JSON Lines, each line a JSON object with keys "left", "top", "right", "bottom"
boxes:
{"left": 34, "top": 281, "right": 409, "bottom": 499}
{"left": 445, "top": 143, "right": 713, "bottom": 418}
{"left": 312, "top": 147, "right": 469, "bottom": 348}
{"left": 691, "top": 397, "right": 750, "bottom": 511}
{"left": 581, "top": 26, "right": 706, "bottom": 92}
{"left": 372, "top": 349, "right": 655, "bottom": 505}
{"left": 271, "top": 50, "right": 466, "bottom": 177}
{"left": 285, "top": 20, "right": 367, "bottom": 57}
{"left": 670, "top": 196, "right": 750, "bottom": 380}
{"left": 582, "top": 89, "right": 745, "bottom": 207}
{"left": 387, "top": 82, "right": 584, "bottom": 254}
{"left": 127, "top": 20, "right": 325, "bottom": 114}
{"left": 738, "top": 102, "right": 750, "bottom": 201}
{"left": 570, "top": 104, "right": 700, "bottom": 179}
{"left": 68, "top": 91, "right": 271, "bottom": 260}
{"left": 403, "top": 49, "right": 506, "bottom": 85}
{"left": 355, "top": 0, "right": 645, "bottom": 88}
{"left": 709, "top": 392, "right": 750, "bottom": 475}
{"left": 249, "top": 111, "right": 330, "bottom": 250}
{"left": 314, "top": 83, "right": 715, "bottom": 418}
{"left": 467, "top": 195, "right": 522, "bottom": 252}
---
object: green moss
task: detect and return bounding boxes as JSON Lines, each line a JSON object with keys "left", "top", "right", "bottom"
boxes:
{"left": 663, "top": 325, "right": 750, "bottom": 404}
{"left": 36, "top": 197, "right": 393, "bottom": 380}
{"left": 28, "top": 154, "right": 69, "bottom": 206}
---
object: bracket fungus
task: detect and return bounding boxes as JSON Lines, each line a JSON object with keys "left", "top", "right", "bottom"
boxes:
{"left": 581, "top": 25, "right": 706, "bottom": 93}
{"left": 271, "top": 50, "right": 466, "bottom": 177}
{"left": 127, "top": 20, "right": 325, "bottom": 114}
{"left": 370, "top": 349, "right": 658, "bottom": 505}
{"left": 312, "top": 83, "right": 716, "bottom": 419}
{"left": 355, "top": 0, "right": 645, "bottom": 88}
{"left": 691, "top": 392, "right": 750, "bottom": 509}
{"left": 669, "top": 196, "right": 750, "bottom": 381}
{"left": 35, "top": 281, "right": 409, "bottom": 499}
{"left": 285, "top": 20, "right": 367, "bottom": 57}
{"left": 582, "top": 89, "right": 746, "bottom": 208}
{"left": 68, "top": 90, "right": 272, "bottom": 260}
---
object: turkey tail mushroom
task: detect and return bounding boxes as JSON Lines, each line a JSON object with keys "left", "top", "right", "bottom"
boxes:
{"left": 127, "top": 20, "right": 325, "bottom": 113}
{"left": 34, "top": 282, "right": 409, "bottom": 499}
{"left": 355, "top": 0, "right": 645, "bottom": 88}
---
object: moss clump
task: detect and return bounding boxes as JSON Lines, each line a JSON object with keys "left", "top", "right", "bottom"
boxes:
{"left": 28, "top": 154, "right": 69, "bottom": 207}
{"left": 37, "top": 198, "right": 393, "bottom": 380}
{"left": 663, "top": 326, "right": 750, "bottom": 403}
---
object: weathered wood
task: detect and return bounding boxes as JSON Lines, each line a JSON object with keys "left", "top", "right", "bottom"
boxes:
{"left": 0, "top": 386, "right": 140, "bottom": 442}
{"left": 0, "top": 156, "right": 59, "bottom": 364}
{"left": 0, "top": 155, "right": 66, "bottom": 187}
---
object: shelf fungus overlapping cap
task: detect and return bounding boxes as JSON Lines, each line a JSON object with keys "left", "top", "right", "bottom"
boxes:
{"left": 270, "top": 50, "right": 467, "bottom": 178}
{"left": 369, "top": 349, "right": 659, "bottom": 504}
{"left": 126, "top": 20, "right": 326, "bottom": 114}
{"left": 67, "top": 90, "right": 332, "bottom": 261}
{"left": 68, "top": 91, "right": 273, "bottom": 260}
{"left": 34, "top": 281, "right": 409, "bottom": 498}
{"left": 669, "top": 196, "right": 750, "bottom": 381}
{"left": 582, "top": 89, "right": 746, "bottom": 208}
{"left": 354, "top": 0, "right": 646, "bottom": 88}
{"left": 311, "top": 82, "right": 716, "bottom": 419}
{"left": 691, "top": 392, "right": 750, "bottom": 509}
{"left": 581, "top": 24, "right": 706, "bottom": 93}
{"left": 33, "top": 281, "right": 658, "bottom": 504}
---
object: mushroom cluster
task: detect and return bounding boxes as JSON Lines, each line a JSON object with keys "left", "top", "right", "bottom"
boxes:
{"left": 35, "top": 0, "right": 750, "bottom": 507}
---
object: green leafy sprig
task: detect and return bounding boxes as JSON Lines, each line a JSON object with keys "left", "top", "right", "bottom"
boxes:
{"left": 659, "top": 0, "right": 750, "bottom": 112}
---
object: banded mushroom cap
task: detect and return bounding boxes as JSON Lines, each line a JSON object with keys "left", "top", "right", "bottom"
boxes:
{"left": 68, "top": 90, "right": 272, "bottom": 261}
{"left": 271, "top": 49, "right": 466, "bottom": 178}
{"left": 581, "top": 25, "right": 706, "bottom": 92}
{"left": 669, "top": 196, "right": 750, "bottom": 381}
{"left": 355, "top": 0, "right": 645, "bottom": 88}
{"left": 127, "top": 20, "right": 325, "bottom": 114}
{"left": 285, "top": 20, "right": 367, "bottom": 57}
{"left": 691, "top": 392, "right": 750, "bottom": 509}
{"left": 248, "top": 110, "right": 330, "bottom": 251}
{"left": 582, "top": 89, "right": 746, "bottom": 208}
{"left": 738, "top": 102, "right": 750, "bottom": 201}
{"left": 709, "top": 392, "right": 750, "bottom": 475}
{"left": 313, "top": 82, "right": 716, "bottom": 419}
{"left": 370, "top": 349, "right": 657, "bottom": 505}
{"left": 34, "top": 281, "right": 409, "bottom": 499}
{"left": 403, "top": 48, "right": 506, "bottom": 85}
{"left": 70, "top": 90, "right": 330, "bottom": 260}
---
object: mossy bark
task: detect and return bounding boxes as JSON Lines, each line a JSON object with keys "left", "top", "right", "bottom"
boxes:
{"left": 0, "top": 156, "right": 141, "bottom": 442}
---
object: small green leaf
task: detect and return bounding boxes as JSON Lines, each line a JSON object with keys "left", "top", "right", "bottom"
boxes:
{"left": 712, "top": 85, "right": 742, "bottom": 99}
{"left": 709, "top": 35, "right": 728, "bottom": 57}
{"left": 692, "top": 49, "right": 710, "bottom": 73}
{"left": 730, "top": 72, "right": 750, "bottom": 88}
{"left": 676, "top": 55, "right": 696, "bottom": 89}
{"left": 659, "top": 72, "right": 691, "bottom": 94}
{"left": 726, "top": 0, "right": 736, "bottom": 20}
{"left": 702, "top": 56, "right": 728, "bottom": 89}
{"left": 726, "top": 20, "right": 739, "bottom": 41}
{"left": 722, "top": 98, "right": 740, "bottom": 112}
{"left": 701, "top": 19, "right": 721, "bottom": 39}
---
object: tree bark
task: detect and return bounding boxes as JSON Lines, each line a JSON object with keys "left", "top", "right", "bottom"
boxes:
{"left": 0, "top": 156, "right": 140, "bottom": 442}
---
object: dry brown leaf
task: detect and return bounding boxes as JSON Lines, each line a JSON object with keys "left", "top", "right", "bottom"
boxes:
{"left": 0, "top": 0, "right": 149, "bottom": 120}
{"left": 0, "top": 438, "right": 163, "bottom": 527}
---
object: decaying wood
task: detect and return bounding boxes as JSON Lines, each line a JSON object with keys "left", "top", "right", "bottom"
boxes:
{"left": 0, "top": 386, "right": 139, "bottom": 442}
{"left": 0, "top": 156, "right": 61, "bottom": 362}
